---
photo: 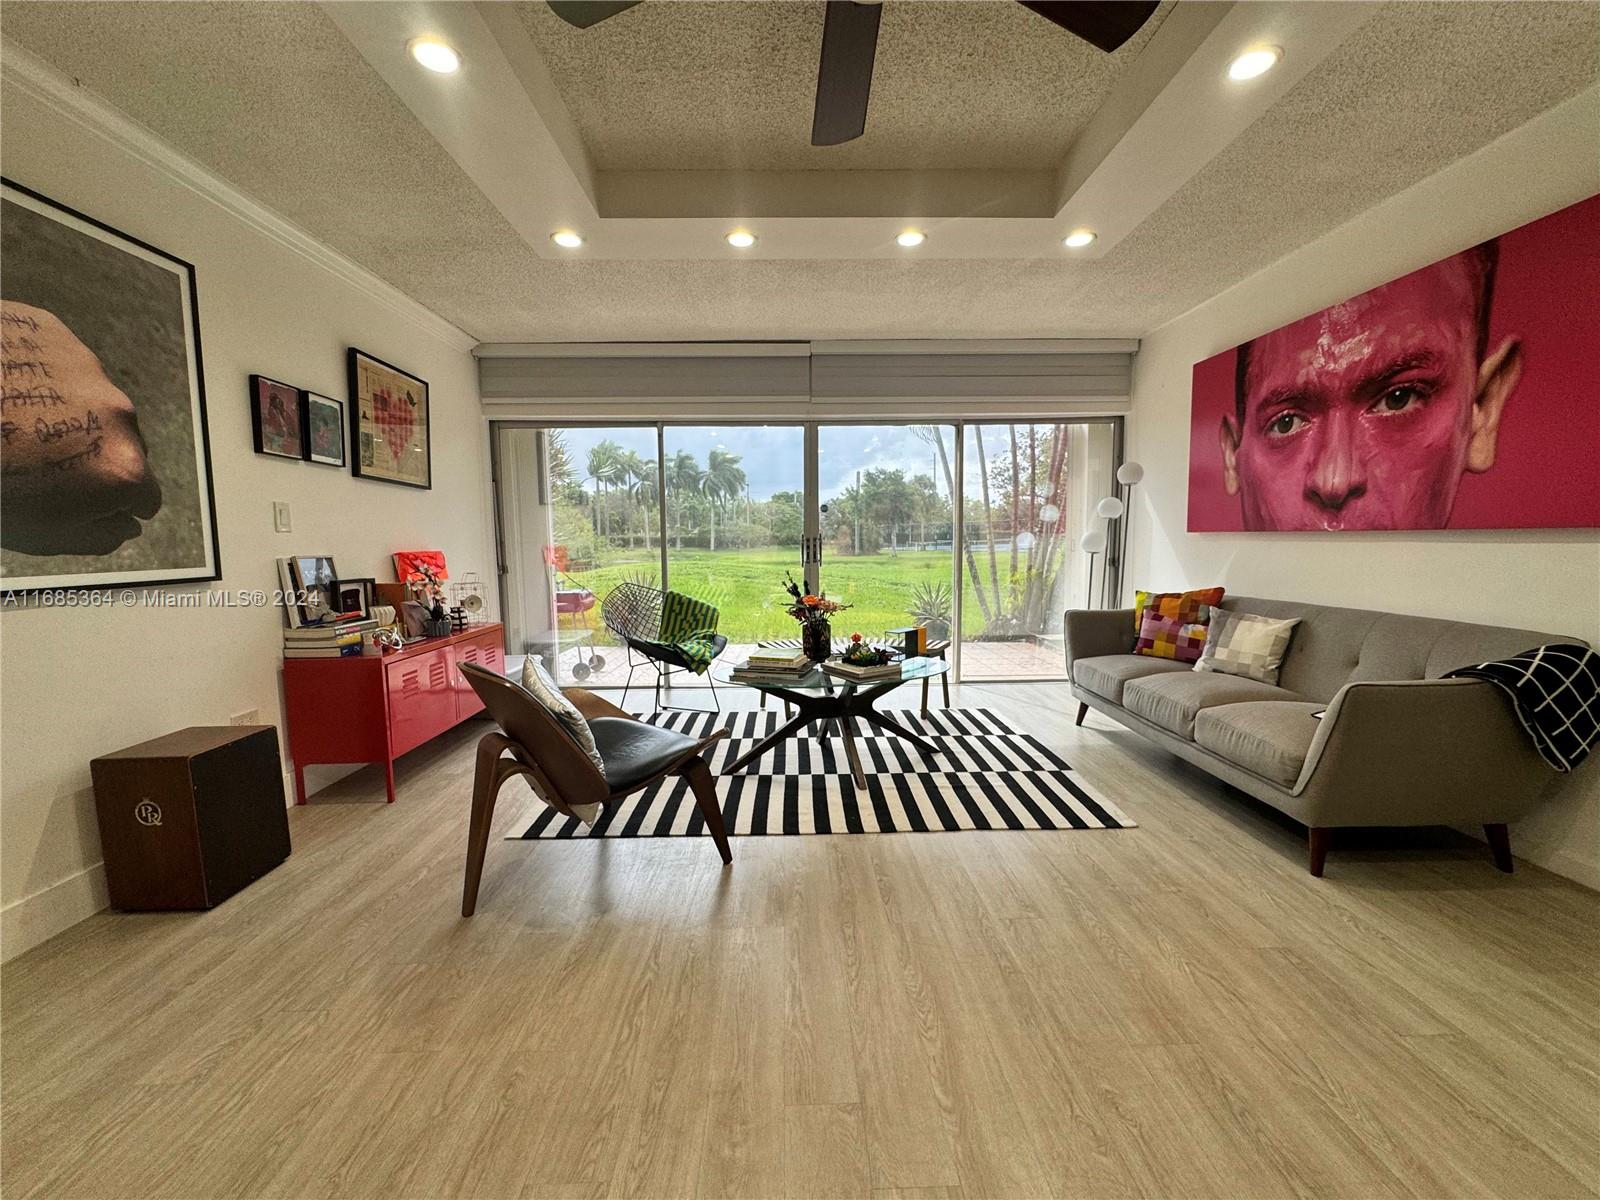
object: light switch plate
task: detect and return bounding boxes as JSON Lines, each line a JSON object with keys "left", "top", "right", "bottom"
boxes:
{"left": 272, "top": 501, "right": 292, "bottom": 533}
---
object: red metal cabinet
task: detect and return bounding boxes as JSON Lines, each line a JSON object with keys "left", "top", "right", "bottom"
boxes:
{"left": 451, "top": 634, "right": 504, "bottom": 720}
{"left": 385, "top": 646, "right": 458, "bottom": 758}
{"left": 284, "top": 623, "right": 504, "bottom": 804}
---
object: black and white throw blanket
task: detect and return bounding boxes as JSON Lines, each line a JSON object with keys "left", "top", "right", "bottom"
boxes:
{"left": 511, "top": 707, "right": 1134, "bottom": 840}
{"left": 1445, "top": 643, "right": 1600, "bottom": 772}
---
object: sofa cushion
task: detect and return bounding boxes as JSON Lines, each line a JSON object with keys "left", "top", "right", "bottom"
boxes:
{"left": 1134, "top": 609, "right": 1209, "bottom": 663}
{"left": 1074, "top": 654, "right": 1192, "bottom": 704}
{"left": 1194, "top": 610, "right": 1301, "bottom": 685}
{"left": 1194, "top": 701, "right": 1324, "bottom": 786}
{"left": 1123, "top": 672, "right": 1305, "bottom": 739}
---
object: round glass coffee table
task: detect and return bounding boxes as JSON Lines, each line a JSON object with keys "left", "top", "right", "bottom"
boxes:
{"left": 711, "top": 656, "right": 951, "bottom": 789}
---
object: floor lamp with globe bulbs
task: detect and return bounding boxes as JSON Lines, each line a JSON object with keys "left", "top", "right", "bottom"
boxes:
{"left": 1111, "top": 461, "right": 1144, "bottom": 606}
{"left": 1079, "top": 528, "right": 1106, "bottom": 610}
{"left": 1095, "top": 495, "right": 1125, "bottom": 607}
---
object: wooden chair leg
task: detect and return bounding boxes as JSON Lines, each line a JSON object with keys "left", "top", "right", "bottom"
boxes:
{"left": 683, "top": 757, "right": 732, "bottom": 865}
{"left": 1308, "top": 827, "right": 1329, "bottom": 878}
{"left": 1484, "top": 823, "right": 1514, "bottom": 873}
{"left": 1074, "top": 701, "right": 1088, "bottom": 727}
{"left": 462, "top": 738, "right": 508, "bottom": 917}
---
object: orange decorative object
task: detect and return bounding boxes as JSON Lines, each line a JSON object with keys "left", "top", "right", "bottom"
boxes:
{"left": 393, "top": 549, "right": 449, "bottom": 584}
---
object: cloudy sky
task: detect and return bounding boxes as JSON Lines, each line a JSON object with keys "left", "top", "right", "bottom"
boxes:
{"left": 557, "top": 424, "right": 954, "bottom": 502}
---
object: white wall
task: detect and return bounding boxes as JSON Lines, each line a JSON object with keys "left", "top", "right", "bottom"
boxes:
{"left": 0, "top": 69, "right": 496, "bottom": 959}
{"left": 1125, "top": 87, "right": 1600, "bottom": 889}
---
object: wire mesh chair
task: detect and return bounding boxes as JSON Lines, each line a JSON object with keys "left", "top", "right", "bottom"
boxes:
{"left": 601, "top": 582, "right": 727, "bottom": 711}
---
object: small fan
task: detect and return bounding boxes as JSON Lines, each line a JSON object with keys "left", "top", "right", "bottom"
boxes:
{"left": 463, "top": 593, "right": 486, "bottom": 615}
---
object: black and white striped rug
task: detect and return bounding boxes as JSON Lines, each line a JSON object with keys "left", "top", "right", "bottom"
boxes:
{"left": 512, "top": 707, "right": 1134, "bottom": 841}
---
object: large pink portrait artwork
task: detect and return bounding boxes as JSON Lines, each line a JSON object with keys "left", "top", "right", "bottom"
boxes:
{"left": 1187, "top": 193, "right": 1600, "bottom": 532}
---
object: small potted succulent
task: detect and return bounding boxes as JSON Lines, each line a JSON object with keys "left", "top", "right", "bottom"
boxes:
{"left": 840, "top": 632, "right": 894, "bottom": 667}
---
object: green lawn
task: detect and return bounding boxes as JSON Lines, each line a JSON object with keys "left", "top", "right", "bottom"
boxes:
{"left": 560, "top": 547, "right": 961, "bottom": 644}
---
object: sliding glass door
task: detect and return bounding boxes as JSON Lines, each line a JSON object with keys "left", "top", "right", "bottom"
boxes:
{"left": 494, "top": 417, "right": 1119, "bottom": 686}
{"left": 663, "top": 426, "right": 805, "bottom": 646}
{"left": 816, "top": 424, "right": 956, "bottom": 648}
{"left": 959, "top": 421, "right": 1116, "bottom": 680}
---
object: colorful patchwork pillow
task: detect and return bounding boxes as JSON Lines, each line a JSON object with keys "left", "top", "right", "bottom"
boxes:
{"left": 1133, "top": 586, "right": 1225, "bottom": 632}
{"left": 1134, "top": 609, "right": 1209, "bottom": 663}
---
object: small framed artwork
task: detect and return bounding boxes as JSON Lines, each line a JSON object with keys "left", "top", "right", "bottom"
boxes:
{"left": 301, "top": 390, "right": 346, "bottom": 467}
{"left": 288, "top": 554, "right": 339, "bottom": 625}
{"left": 250, "top": 374, "right": 303, "bottom": 460}
{"left": 349, "top": 347, "right": 430, "bottom": 489}
{"left": 332, "top": 576, "right": 374, "bottom": 619}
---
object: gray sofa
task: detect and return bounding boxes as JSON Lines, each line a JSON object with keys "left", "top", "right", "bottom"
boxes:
{"left": 1065, "top": 595, "right": 1573, "bottom": 876}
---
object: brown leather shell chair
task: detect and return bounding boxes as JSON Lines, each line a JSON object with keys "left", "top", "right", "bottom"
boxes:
{"left": 457, "top": 662, "right": 732, "bottom": 916}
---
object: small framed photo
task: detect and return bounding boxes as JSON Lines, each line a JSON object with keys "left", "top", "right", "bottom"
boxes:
{"left": 333, "top": 576, "right": 374, "bottom": 619}
{"left": 289, "top": 554, "right": 339, "bottom": 625}
{"left": 301, "top": 391, "right": 346, "bottom": 467}
{"left": 250, "top": 374, "right": 303, "bottom": 460}
{"left": 349, "top": 347, "right": 430, "bottom": 489}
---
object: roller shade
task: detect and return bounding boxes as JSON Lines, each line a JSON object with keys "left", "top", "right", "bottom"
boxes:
{"left": 809, "top": 341, "right": 1134, "bottom": 400}
{"left": 478, "top": 343, "right": 810, "bottom": 402}
{"left": 476, "top": 339, "right": 1135, "bottom": 417}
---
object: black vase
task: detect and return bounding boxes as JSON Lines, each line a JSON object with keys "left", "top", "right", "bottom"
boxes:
{"left": 802, "top": 619, "right": 832, "bottom": 662}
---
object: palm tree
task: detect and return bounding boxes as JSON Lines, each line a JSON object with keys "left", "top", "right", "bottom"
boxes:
{"left": 586, "top": 440, "right": 625, "bottom": 542}
{"left": 699, "top": 448, "right": 746, "bottom": 552}
{"left": 668, "top": 451, "right": 700, "bottom": 548}
{"left": 628, "top": 454, "right": 659, "bottom": 549}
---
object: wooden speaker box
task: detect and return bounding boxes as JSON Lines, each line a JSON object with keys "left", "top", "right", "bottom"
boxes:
{"left": 90, "top": 726, "right": 292, "bottom": 910}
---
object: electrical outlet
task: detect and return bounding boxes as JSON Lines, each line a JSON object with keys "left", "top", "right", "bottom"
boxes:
{"left": 230, "top": 709, "right": 259, "bottom": 726}
{"left": 272, "top": 501, "right": 292, "bottom": 533}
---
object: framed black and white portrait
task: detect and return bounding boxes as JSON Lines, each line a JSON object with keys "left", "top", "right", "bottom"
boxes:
{"left": 1, "top": 178, "right": 220, "bottom": 591}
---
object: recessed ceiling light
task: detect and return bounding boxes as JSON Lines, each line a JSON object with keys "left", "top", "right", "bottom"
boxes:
{"left": 1227, "top": 46, "right": 1281, "bottom": 82}
{"left": 726, "top": 230, "right": 757, "bottom": 248}
{"left": 550, "top": 230, "right": 584, "bottom": 249}
{"left": 1062, "top": 230, "right": 1096, "bottom": 249}
{"left": 409, "top": 38, "right": 461, "bottom": 74}
{"left": 896, "top": 229, "right": 926, "bottom": 248}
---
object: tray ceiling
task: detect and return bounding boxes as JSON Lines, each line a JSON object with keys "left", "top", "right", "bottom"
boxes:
{"left": 1, "top": 1, "right": 1593, "bottom": 343}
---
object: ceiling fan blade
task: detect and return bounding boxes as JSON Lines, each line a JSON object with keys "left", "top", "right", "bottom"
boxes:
{"left": 1017, "top": 1, "right": 1160, "bottom": 52}
{"left": 547, "top": 1, "right": 645, "bottom": 30}
{"left": 811, "top": 0, "right": 883, "bottom": 147}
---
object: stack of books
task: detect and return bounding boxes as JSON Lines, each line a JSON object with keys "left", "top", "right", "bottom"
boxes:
{"left": 730, "top": 649, "right": 815, "bottom": 685}
{"left": 283, "top": 615, "right": 376, "bottom": 659}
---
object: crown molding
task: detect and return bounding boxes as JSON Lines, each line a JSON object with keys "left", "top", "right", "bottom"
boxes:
{"left": 0, "top": 42, "right": 478, "bottom": 353}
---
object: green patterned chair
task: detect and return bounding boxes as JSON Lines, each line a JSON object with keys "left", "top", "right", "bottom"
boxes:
{"left": 601, "top": 582, "right": 727, "bottom": 711}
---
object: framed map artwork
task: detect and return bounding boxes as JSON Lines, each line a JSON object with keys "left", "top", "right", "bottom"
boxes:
{"left": 348, "top": 347, "right": 429, "bottom": 489}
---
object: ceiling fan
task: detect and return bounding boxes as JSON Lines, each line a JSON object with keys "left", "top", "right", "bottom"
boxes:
{"left": 546, "top": 0, "right": 1162, "bottom": 146}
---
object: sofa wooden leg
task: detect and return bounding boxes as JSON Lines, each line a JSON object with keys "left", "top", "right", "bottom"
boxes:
{"left": 685, "top": 757, "right": 733, "bottom": 866}
{"left": 1484, "top": 823, "right": 1514, "bottom": 873}
{"left": 1074, "top": 702, "right": 1089, "bottom": 728}
{"left": 1308, "top": 827, "right": 1329, "bottom": 878}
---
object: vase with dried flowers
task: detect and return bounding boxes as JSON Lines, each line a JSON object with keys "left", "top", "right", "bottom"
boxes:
{"left": 406, "top": 561, "right": 452, "bottom": 637}
{"left": 783, "top": 571, "right": 850, "bottom": 662}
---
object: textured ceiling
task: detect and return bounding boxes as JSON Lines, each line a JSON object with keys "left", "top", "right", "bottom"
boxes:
{"left": 515, "top": 0, "right": 1171, "bottom": 171}
{"left": 2, "top": 1, "right": 1596, "bottom": 343}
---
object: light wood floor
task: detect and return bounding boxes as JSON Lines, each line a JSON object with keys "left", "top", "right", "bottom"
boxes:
{"left": 4, "top": 683, "right": 1597, "bottom": 1199}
